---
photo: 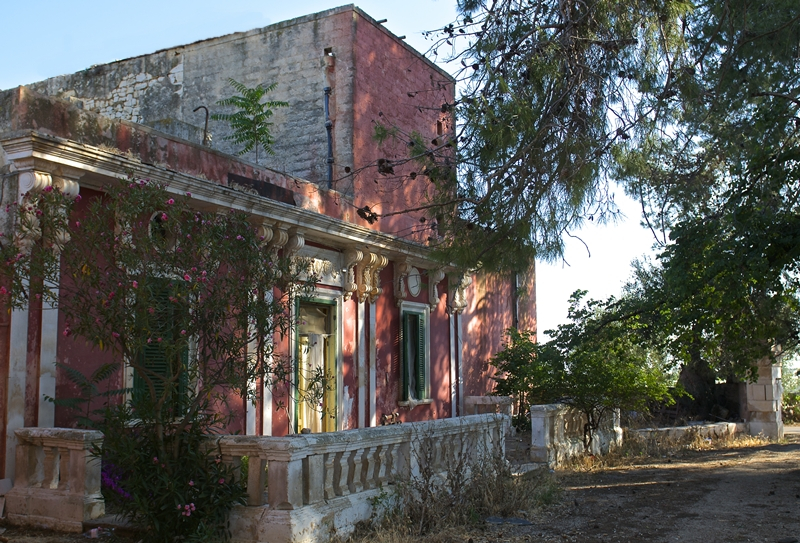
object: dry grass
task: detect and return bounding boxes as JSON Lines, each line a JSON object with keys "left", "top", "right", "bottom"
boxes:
{"left": 343, "top": 450, "right": 559, "bottom": 543}
{"left": 563, "top": 428, "right": 772, "bottom": 471}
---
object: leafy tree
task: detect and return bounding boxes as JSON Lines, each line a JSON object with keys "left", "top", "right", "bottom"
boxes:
{"left": 390, "top": 0, "right": 799, "bottom": 403}
{"left": 0, "top": 180, "right": 321, "bottom": 542}
{"left": 492, "top": 291, "right": 674, "bottom": 449}
{"left": 212, "top": 78, "right": 288, "bottom": 164}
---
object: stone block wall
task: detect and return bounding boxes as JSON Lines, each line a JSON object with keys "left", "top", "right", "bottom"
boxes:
{"left": 529, "top": 404, "right": 622, "bottom": 468}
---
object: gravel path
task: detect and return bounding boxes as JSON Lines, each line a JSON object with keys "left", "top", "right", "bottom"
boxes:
{"left": 488, "top": 432, "right": 800, "bottom": 543}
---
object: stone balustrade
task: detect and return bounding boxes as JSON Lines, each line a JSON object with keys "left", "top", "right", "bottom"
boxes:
{"left": 4, "top": 428, "right": 105, "bottom": 532}
{"left": 2, "top": 415, "right": 506, "bottom": 542}
{"left": 212, "top": 414, "right": 508, "bottom": 543}
{"left": 530, "top": 404, "right": 622, "bottom": 468}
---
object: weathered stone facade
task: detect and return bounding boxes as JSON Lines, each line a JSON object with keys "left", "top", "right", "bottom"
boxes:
{"left": 25, "top": 5, "right": 452, "bottom": 197}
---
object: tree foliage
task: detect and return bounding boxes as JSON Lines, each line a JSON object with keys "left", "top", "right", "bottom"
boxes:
{"left": 212, "top": 78, "right": 288, "bottom": 164}
{"left": 492, "top": 292, "right": 673, "bottom": 448}
{"left": 401, "top": 0, "right": 800, "bottom": 393}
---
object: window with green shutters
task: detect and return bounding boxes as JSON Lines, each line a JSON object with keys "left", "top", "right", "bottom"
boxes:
{"left": 400, "top": 306, "right": 429, "bottom": 402}
{"left": 132, "top": 279, "right": 189, "bottom": 415}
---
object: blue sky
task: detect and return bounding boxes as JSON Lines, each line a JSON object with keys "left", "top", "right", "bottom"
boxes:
{"left": 0, "top": 1, "right": 655, "bottom": 336}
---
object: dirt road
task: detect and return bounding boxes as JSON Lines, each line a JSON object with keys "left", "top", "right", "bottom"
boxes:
{"left": 493, "top": 432, "right": 800, "bottom": 543}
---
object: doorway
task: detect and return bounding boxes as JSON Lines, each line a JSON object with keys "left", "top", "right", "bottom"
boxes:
{"left": 296, "top": 300, "right": 337, "bottom": 433}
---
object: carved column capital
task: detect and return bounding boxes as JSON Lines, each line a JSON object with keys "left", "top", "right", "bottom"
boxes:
{"left": 256, "top": 222, "right": 274, "bottom": 247}
{"left": 368, "top": 254, "right": 388, "bottom": 304}
{"left": 17, "top": 170, "right": 53, "bottom": 198}
{"left": 394, "top": 259, "right": 411, "bottom": 306}
{"left": 267, "top": 224, "right": 290, "bottom": 253}
{"left": 428, "top": 268, "right": 446, "bottom": 310}
{"left": 447, "top": 272, "right": 472, "bottom": 315}
{"left": 356, "top": 252, "right": 379, "bottom": 303}
{"left": 342, "top": 247, "right": 363, "bottom": 301}
{"left": 285, "top": 227, "right": 305, "bottom": 256}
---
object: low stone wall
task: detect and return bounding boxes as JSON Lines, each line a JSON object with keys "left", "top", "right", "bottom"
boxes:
{"left": 214, "top": 414, "right": 509, "bottom": 543}
{"left": 4, "top": 428, "right": 105, "bottom": 532}
{"left": 633, "top": 422, "right": 748, "bottom": 441}
{"left": 3, "top": 415, "right": 506, "bottom": 540}
{"left": 529, "top": 404, "right": 622, "bottom": 468}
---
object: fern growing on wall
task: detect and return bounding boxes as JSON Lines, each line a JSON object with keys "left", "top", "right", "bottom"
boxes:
{"left": 212, "top": 78, "right": 288, "bottom": 164}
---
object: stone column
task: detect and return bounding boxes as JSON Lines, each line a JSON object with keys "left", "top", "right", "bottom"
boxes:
{"left": 746, "top": 357, "right": 784, "bottom": 439}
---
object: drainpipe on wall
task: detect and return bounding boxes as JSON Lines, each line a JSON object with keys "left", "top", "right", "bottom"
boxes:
{"left": 324, "top": 87, "right": 334, "bottom": 188}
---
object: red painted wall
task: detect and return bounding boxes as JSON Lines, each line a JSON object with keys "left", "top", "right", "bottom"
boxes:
{"left": 350, "top": 14, "right": 455, "bottom": 244}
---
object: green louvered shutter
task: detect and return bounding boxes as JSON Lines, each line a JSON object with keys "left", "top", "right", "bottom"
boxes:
{"left": 416, "top": 314, "right": 426, "bottom": 400}
{"left": 133, "top": 280, "right": 188, "bottom": 415}
{"left": 400, "top": 312, "right": 409, "bottom": 401}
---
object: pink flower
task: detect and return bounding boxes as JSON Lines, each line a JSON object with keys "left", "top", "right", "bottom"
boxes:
{"left": 62, "top": 328, "right": 72, "bottom": 337}
{"left": 186, "top": 192, "right": 192, "bottom": 197}
{"left": 190, "top": 503, "right": 196, "bottom": 511}
{"left": 75, "top": 195, "right": 82, "bottom": 202}
{"left": 147, "top": 338, "right": 152, "bottom": 344}
{"left": 43, "top": 185, "right": 53, "bottom": 193}
{"left": 132, "top": 281, "right": 138, "bottom": 289}
{"left": 112, "top": 332, "right": 120, "bottom": 338}
{"left": 148, "top": 307, "right": 155, "bottom": 314}
{"left": 157, "top": 337, "right": 162, "bottom": 343}
{"left": 161, "top": 213, "right": 168, "bottom": 221}
{"left": 177, "top": 504, "right": 182, "bottom": 510}
{"left": 0, "top": 286, "right": 8, "bottom": 295}
{"left": 180, "top": 330, "right": 187, "bottom": 336}
{"left": 183, "top": 274, "right": 191, "bottom": 281}
{"left": 153, "top": 457, "right": 159, "bottom": 464}
{"left": 167, "top": 199, "right": 175, "bottom": 205}
{"left": 218, "top": 478, "right": 225, "bottom": 484}
{"left": 75, "top": 221, "right": 81, "bottom": 228}
{"left": 188, "top": 480, "right": 194, "bottom": 487}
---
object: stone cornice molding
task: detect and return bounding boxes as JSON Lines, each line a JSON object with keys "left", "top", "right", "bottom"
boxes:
{"left": 0, "top": 132, "right": 446, "bottom": 267}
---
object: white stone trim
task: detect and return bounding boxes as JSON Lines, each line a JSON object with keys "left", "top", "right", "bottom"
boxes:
{"left": 398, "top": 300, "right": 431, "bottom": 403}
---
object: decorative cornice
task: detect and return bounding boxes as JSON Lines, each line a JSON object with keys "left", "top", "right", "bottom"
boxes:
{"left": 0, "top": 132, "right": 446, "bottom": 267}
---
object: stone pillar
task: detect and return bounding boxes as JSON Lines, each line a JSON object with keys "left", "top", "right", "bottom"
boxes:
{"left": 529, "top": 404, "right": 560, "bottom": 467}
{"left": 746, "top": 357, "right": 784, "bottom": 439}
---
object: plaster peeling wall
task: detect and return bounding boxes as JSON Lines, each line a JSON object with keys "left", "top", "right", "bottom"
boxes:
{"left": 24, "top": 7, "right": 358, "bottom": 186}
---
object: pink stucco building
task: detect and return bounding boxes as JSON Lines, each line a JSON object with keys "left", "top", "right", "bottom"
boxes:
{"left": 0, "top": 5, "right": 536, "bottom": 481}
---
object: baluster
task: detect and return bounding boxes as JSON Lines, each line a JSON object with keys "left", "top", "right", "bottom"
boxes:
{"left": 375, "top": 445, "right": 388, "bottom": 487}
{"left": 42, "top": 447, "right": 59, "bottom": 489}
{"left": 362, "top": 446, "right": 378, "bottom": 490}
{"left": 338, "top": 451, "right": 351, "bottom": 496}
{"left": 323, "top": 452, "right": 336, "bottom": 500}
{"left": 349, "top": 448, "right": 365, "bottom": 494}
